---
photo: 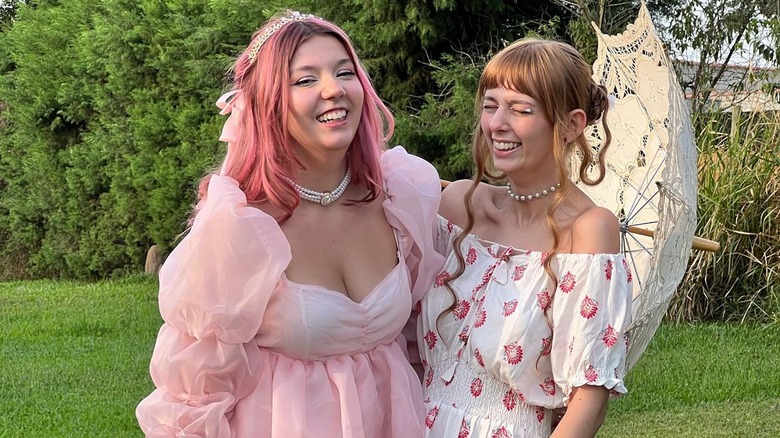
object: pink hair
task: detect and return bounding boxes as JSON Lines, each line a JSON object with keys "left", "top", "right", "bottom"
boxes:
{"left": 198, "top": 12, "right": 394, "bottom": 222}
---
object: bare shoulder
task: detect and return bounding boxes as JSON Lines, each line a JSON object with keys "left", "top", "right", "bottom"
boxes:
{"left": 570, "top": 206, "right": 620, "bottom": 254}
{"left": 439, "top": 180, "right": 492, "bottom": 229}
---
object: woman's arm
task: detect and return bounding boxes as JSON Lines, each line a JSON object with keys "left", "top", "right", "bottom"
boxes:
{"left": 550, "top": 386, "right": 609, "bottom": 438}
{"left": 550, "top": 206, "right": 626, "bottom": 437}
{"left": 136, "top": 175, "right": 291, "bottom": 437}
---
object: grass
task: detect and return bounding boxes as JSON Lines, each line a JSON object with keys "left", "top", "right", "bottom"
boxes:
{"left": 0, "top": 277, "right": 778, "bottom": 437}
{"left": 0, "top": 276, "right": 161, "bottom": 438}
{"left": 599, "top": 323, "right": 780, "bottom": 437}
{"left": 671, "top": 109, "right": 780, "bottom": 322}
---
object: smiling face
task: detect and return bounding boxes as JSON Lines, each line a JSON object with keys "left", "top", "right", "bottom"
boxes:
{"left": 286, "top": 34, "right": 365, "bottom": 164}
{"left": 480, "top": 86, "right": 556, "bottom": 176}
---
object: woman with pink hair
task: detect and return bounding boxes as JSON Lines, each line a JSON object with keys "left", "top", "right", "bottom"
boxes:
{"left": 136, "top": 11, "right": 443, "bottom": 437}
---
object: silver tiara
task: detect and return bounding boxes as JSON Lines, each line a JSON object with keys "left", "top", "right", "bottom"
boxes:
{"left": 247, "top": 11, "right": 318, "bottom": 64}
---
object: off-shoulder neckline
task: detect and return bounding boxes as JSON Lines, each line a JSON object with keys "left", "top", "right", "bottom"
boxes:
{"left": 439, "top": 215, "right": 624, "bottom": 258}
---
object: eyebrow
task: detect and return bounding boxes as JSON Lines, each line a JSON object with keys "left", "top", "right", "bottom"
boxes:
{"left": 290, "top": 58, "right": 354, "bottom": 74}
{"left": 483, "top": 95, "right": 539, "bottom": 107}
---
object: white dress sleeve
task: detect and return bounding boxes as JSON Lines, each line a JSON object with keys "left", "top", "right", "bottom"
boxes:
{"left": 549, "top": 254, "right": 633, "bottom": 405}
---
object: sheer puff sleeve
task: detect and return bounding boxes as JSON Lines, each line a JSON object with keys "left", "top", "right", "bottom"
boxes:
{"left": 136, "top": 175, "right": 291, "bottom": 437}
{"left": 381, "top": 146, "right": 444, "bottom": 305}
{"left": 549, "top": 254, "right": 633, "bottom": 406}
{"left": 382, "top": 146, "right": 445, "bottom": 369}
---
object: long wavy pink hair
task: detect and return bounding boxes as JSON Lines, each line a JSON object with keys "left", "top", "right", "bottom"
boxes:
{"left": 198, "top": 12, "right": 394, "bottom": 222}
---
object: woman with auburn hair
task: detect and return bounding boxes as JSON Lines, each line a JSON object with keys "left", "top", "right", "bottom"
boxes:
{"left": 136, "top": 11, "right": 443, "bottom": 437}
{"left": 417, "top": 39, "right": 632, "bottom": 437}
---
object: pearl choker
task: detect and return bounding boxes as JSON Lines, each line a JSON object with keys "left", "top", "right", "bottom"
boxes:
{"left": 506, "top": 182, "right": 561, "bottom": 202}
{"left": 287, "top": 168, "right": 352, "bottom": 206}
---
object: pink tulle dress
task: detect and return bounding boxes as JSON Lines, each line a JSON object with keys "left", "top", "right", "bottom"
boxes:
{"left": 135, "top": 147, "right": 444, "bottom": 437}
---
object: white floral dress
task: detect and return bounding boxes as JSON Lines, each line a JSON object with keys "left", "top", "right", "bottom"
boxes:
{"left": 417, "top": 216, "right": 633, "bottom": 438}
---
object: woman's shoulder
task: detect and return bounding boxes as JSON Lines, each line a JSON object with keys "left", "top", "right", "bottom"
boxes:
{"left": 570, "top": 205, "right": 620, "bottom": 254}
{"left": 439, "top": 180, "right": 498, "bottom": 229}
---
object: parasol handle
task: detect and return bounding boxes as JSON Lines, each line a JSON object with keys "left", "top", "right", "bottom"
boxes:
{"left": 626, "top": 225, "right": 720, "bottom": 252}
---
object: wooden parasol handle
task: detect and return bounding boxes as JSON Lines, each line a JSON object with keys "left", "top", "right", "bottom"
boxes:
{"left": 626, "top": 226, "right": 720, "bottom": 252}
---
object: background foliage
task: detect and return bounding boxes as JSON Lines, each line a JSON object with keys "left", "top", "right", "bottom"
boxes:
{"left": 0, "top": 0, "right": 778, "bottom": 322}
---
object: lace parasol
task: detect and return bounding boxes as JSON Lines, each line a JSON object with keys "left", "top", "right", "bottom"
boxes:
{"left": 573, "top": 2, "right": 699, "bottom": 370}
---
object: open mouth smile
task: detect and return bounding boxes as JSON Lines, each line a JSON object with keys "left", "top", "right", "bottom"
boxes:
{"left": 494, "top": 141, "right": 521, "bottom": 151}
{"left": 317, "top": 109, "right": 348, "bottom": 123}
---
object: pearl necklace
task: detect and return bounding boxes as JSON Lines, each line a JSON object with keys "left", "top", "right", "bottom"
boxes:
{"left": 506, "top": 182, "right": 560, "bottom": 202}
{"left": 287, "top": 168, "right": 352, "bottom": 206}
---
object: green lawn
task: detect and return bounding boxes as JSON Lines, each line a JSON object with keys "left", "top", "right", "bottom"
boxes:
{"left": 0, "top": 277, "right": 161, "bottom": 437}
{"left": 0, "top": 278, "right": 778, "bottom": 437}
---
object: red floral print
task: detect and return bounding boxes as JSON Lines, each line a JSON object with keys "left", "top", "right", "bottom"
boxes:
{"left": 474, "top": 348, "right": 485, "bottom": 367}
{"left": 470, "top": 377, "right": 483, "bottom": 397}
{"left": 415, "top": 301, "right": 422, "bottom": 316}
{"left": 602, "top": 324, "right": 618, "bottom": 347}
{"left": 540, "top": 252, "right": 550, "bottom": 266}
{"left": 453, "top": 299, "right": 471, "bottom": 319}
{"left": 580, "top": 295, "right": 599, "bottom": 319}
{"left": 535, "top": 406, "right": 546, "bottom": 423}
{"left": 503, "top": 342, "right": 524, "bottom": 365}
{"left": 491, "top": 426, "right": 511, "bottom": 438}
{"left": 425, "top": 367, "right": 434, "bottom": 387}
{"left": 424, "top": 330, "right": 438, "bottom": 349}
{"left": 541, "top": 337, "right": 552, "bottom": 356}
{"left": 425, "top": 406, "right": 439, "bottom": 429}
{"left": 539, "top": 377, "right": 556, "bottom": 396}
{"left": 503, "top": 388, "right": 519, "bottom": 411}
{"left": 537, "top": 290, "right": 552, "bottom": 310}
{"left": 446, "top": 220, "right": 454, "bottom": 233}
{"left": 435, "top": 271, "right": 450, "bottom": 287}
{"left": 605, "top": 260, "right": 614, "bottom": 280}
{"left": 503, "top": 299, "right": 518, "bottom": 316}
{"left": 513, "top": 264, "right": 527, "bottom": 281}
{"left": 458, "top": 326, "right": 470, "bottom": 342}
{"left": 559, "top": 271, "right": 576, "bottom": 293}
{"left": 474, "top": 307, "right": 487, "bottom": 328}
{"left": 472, "top": 247, "right": 513, "bottom": 295}
{"left": 458, "top": 419, "right": 470, "bottom": 438}
{"left": 466, "top": 247, "right": 477, "bottom": 265}
{"left": 472, "top": 264, "right": 498, "bottom": 296}
{"left": 622, "top": 258, "right": 633, "bottom": 283}
{"left": 585, "top": 365, "right": 599, "bottom": 382}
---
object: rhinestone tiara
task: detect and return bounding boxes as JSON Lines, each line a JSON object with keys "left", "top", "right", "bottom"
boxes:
{"left": 247, "top": 11, "right": 318, "bottom": 64}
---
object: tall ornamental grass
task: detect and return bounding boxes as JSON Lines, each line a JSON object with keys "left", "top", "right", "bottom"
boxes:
{"left": 670, "top": 108, "right": 780, "bottom": 322}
